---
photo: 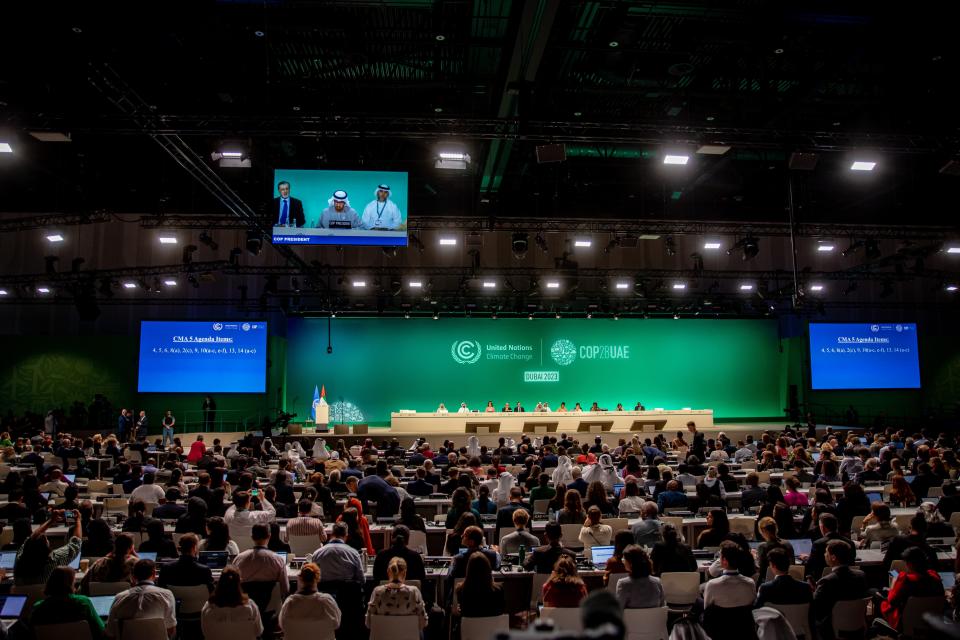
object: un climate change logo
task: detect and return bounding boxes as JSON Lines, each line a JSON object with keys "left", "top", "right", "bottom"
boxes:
{"left": 551, "top": 339, "right": 577, "bottom": 366}
{"left": 451, "top": 340, "right": 482, "bottom": 364}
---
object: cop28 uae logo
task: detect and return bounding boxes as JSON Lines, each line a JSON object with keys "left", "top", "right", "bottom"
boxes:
{"left": 451, "top": 340, "right": 482, "bottom": 364}
{"left": 550, "top": 339, "right": 577, "bottom": 366}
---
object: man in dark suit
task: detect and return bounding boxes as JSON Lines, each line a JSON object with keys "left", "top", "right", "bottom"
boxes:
{"left": 272, "top": 180, "right": 305, "bottom": 228}
{"left": 524, "top": 523, "right": 576, "bottom": 573}
{"left": 813, "top": 540, "right": 868, "bottom": 640}
{"left": 372, "top": 526, "right": 426, "bottom": 583}
{"left": 882, "top": 512, "right": 939, "bottom": 570}
{"left": 806, "top": 513, "right": 854, "bottom": 580}
{"left": 406, "top": 467, "right": 435, "bottom": 497}
{"left": 494, "top": 487, "right": 527, "bottom": 541}
{"left": 755, "top": 548, "right": 812, "bottom": 608}
{"left": 937, "top": 483, "right": 960, "bottom": 519}
{"left": 157, "top": 534, "right": 214, "bottom": 591}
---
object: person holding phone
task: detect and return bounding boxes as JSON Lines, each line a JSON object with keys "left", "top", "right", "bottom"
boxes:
{"left": 14, "top": 509, "right": 82, "bottom": 586}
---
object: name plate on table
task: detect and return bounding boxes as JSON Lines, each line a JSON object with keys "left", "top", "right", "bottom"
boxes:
{"left": 329, "top": 220, "right": 353, "bottom": 229}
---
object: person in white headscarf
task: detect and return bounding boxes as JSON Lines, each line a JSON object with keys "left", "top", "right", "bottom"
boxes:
{"left": 492, "top": 472, "right": 516, "bottom": 507}
{"left": 552, "top": 455, "right": 574, "bottom": 487}
{"left": 466, "top": 435, "right": 481, "bottom": 458}
{"left": 312, "top": 438, "right": 330, "bottom": 462}
{"left": 505, "top": 437, "right": 517, "bottom": 453}
{"left": 318, "top": 190, "right": 362, "bottom": 229}
{"left": 360, "top": 184, "right": 403, "bottom": 230}
{"left": 285, "top": 440, "right": 307, "bottom": 459}
{"left": 261, "top": 438, "right": 280, "bottom": 458}
{"left": 582, "top": 453, "right": 622, "bottom": 490}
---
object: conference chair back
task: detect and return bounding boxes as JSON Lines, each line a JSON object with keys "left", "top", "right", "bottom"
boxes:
{"left": 830, "top": 598, "right": 868, "bottom": 636}
{"left": 460, "top": 614, "right": 510, "bottom": 640}
{"left": 540, "top": 607, "right": 582, "bottom": 632}
{"left": 119, "top": 617, "right": 167, "bottom": 640}
{"left": 287, "top": 534, "right": 322, "bottom": 557}
{"left": 770, "top": 602, "right": 813, "bottom": 640}
{"left": 369, "top": 613, "right": 421, "bottom": 640}
{"left": 89, "top": 581, "right": 132, "bottom": 596}
{"left": 623, "top": 606, "right": 669, "bottom": 640}
{"left": 901, "top": 595, "right": 947, "bottom": 638}
{"left": 34, "top": 621, "right": 94, "bottom": 640}
{"left": 660, "top": 572, "right": 700, "bottom": 607}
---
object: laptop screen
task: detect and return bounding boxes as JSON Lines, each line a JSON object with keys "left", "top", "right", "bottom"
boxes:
{"left": 0, "top": 596, "right": 26, "bottom": 619}
{"left": 787, "top": 539, "right": 813, "bottom": 557}
{"left": 0, "top": 552, "right": 16, "bottom": 570}
{"left": 941, "top": 572, "right": 956, "bottom": 590}
{"left": 63, "top": 474, "right": 76, "bottom": 483}
{"left": 866, "top": 493, "right": 882, "bottom": 504}
{"left": 89, "top": 595, "right": 116, "bottom": 618}
{"left": 275, "top": 552, "right": 288, "bottom": 565}
{"left": 137, "top": 551, "right": 157, "bottom": 563}
{"left": 612, "top": 484, "right": 624, "bottom": 497}
{"left": 811, "top": 453, "right": 820, "bottom": 462}
{"left": 591, "top": 546, "right": 615, "bottom": 566}
{"left": 199, "top": 551, "right": 229, "bottom": 569}
{"left": 68, "top": 554, "right": 81, "bottom": 570}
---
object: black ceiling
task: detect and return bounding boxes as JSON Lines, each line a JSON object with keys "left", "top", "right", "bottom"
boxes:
{"left": 0, "top": 1, "right": 959, "bottom": 320}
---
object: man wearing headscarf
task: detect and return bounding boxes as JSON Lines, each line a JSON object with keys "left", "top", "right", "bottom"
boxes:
{"left": 492, "top": 472, "right": 516, "bottom": 507}
{"left": 582, "top": 454, "right": 623, "bottom": 490}
{"left": 552, "top": 455, "right": 575, "bottom": 487}
{"left": 361, "top": 184, "right": 403, "bottom": 230}
{"left": 466, "top": 435, "right": 481, "bottom": 458}
{"left": 312, "top": 438, "right": 330, "bottom": 462}
{"left": 318, "top": 190, "right": 362, "bottom": 229}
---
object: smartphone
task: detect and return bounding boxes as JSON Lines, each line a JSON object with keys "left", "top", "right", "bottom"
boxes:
{"left": 251, "top": 489, "right": 259, "bottom": 497}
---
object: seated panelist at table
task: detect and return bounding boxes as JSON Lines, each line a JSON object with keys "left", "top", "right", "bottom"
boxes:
{"left": 457, "top": 402, "right": 470, "bottom": 414}
{"left": 273, "top": 180, "right": 305, "bottom": 228}
{"left": 318, "top": 190, "right": 362, "bottom": 229}
{"left": 360, "top": 184, "right": 403, "bottom": 230}
{"left": 436, "top": 403, "right": 448, "bottom": 415}
{"left": 501, "top": 402, "right": 512, "bottom": 412}
{"left": 485, "top": 401, "right": 496, "bottom": 413}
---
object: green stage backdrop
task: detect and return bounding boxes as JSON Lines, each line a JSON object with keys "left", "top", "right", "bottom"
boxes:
{"left": 286, "top": 318, "right": 785, "bottom": 424}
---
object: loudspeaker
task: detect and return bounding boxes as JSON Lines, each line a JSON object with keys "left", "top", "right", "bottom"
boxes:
{"left": 352, "top": 423, "right": 368, "bottom": 435}
{"left": 535, "top": 143, "right": 566, "bottom": 164}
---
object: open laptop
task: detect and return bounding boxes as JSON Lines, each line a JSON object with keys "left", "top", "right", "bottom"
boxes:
{"left": 0, "top": 596, "right": 27, "bottom": 620}
{"left": 0, "top": 552, "right": 16, "bottom": 571}
{"left": 198, "top": 551, "right": 229, "bottom": 569}
{"left": 866, "top": 493, "right": 883, "bottom": 504}
{"left": 940, "top": 572, "right": 956, "bottom": 590}
{"left": 89, "top": 595, "right": 116, "bottom": 619}
{"left": 137, "top": 551, "right": 157, "bottom": 563}
{"left": 63, "top": 474, "right": 76, "bottom": 484}
{"left": 787, "top": 539, "right": 813, "bottom": 557}
{"left": 612, "top": 483, "right": 624, "bottom": 497}
{"left": 591, "top": 545, "right": 615, "bottom": 567}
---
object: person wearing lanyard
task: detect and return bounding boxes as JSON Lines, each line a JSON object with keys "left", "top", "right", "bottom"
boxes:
{"left": 360, "top": 184, "right": 403, "bottom": 230}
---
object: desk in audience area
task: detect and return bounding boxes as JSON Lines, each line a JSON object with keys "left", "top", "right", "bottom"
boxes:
{"left": 390, "top": 409, "right": 714, "bottom": 435}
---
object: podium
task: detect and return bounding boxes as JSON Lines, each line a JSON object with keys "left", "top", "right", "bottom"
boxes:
{"left": 314, "top": 404, "right": 329, "bottom": 433}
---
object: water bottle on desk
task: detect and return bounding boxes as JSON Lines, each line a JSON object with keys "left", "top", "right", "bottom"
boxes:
{"left": 548, "top": 508, "right": 556, "bottom": 524}
{"left": 361, "top": 549, "right": 369, "bottom": 571}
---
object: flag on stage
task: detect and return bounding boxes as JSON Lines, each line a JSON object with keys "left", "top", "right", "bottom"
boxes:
{"left": 310, "top": 385, "right": 321, "bottom": 421}
{"left": 319, "top": 384, "right": 327, "bottom": 405}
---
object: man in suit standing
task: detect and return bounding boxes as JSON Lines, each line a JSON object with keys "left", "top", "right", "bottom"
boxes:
{"left": 755, "top": 548, "right": 812, "bottom": 608}
{"left": 812, "top": 540, "right": 868, "bottom": 640}
{"left": 273, "top": 180, "right": 305, "bottom": 228}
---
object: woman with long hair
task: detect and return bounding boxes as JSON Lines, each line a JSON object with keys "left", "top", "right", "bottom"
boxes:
{"left": 455, "top": 552, "right": 505, "bottom": 617}
{"left": 604, "top": 530, "right": 636, "bottom": 583}
{"left": 81, "top": 518, "right": 115, "bottom": 557}
{"left": 398, "top": 497, "right": 427, "bottom": 532}
{"left": 471, "top": 484, "right": 497, "bottom": 515}
{"left": 446, "top": 512, "right": 479, "bottom": 555}
{"left": 30, "top": 566, "right": 104, "bottom": 638}
{"left": 279, "top": 562, "right": 341, "bottom": 636}
{"left": 696, "top": 509, "right": 730, "bottom": 549}
{"left": 80, "top": 533, "right": 136, "bottom": 594}
{"left": 616, "top": 546, "right": 665, "bottom": 609}
{"left": 651, "top": 523, "right": 697, "bottom": 575}
{"left": 584, "top": 481, "right": 615, "bottom": 516}
{"left": 199, "top": 516, "right": 239, "bottom": 556}
{"left": 783, "top": 476, "right": 809, "bottom": 507}
{"left": 890, "top": 475, "right": 917, "bottom": 507}
{"left": 756, "top": 517, "right": 795, "bottom": 580}
{"left": 541, "top": 555, "right": 587, "bottom": 607}
{"left": 366, "top": 557, "right": 428, "bottom": 628}
{"left": 201, "top": 566, "right": 263, "bottom": 637}
{"left": 557, "top": 489, "right": 586, "bottom": 525}
{"left": 338, "top": 504, "right": 374, "bottom": 555}
{"left": 547, "top": 485, "right": 567, "bottom": 514}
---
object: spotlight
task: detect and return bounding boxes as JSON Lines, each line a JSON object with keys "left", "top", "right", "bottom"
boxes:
{"left": 199, "top": 231, "right": 218, "bottom": 251}
{"left": 182, "top": 244, "right": 198, "bottom": 264}
{"left": 37, "top": 287, "right": 51, "bottom": 294}
{"left": 615, "top": 281, "right": 630, "bottom": 290}
{"left": 809, "top": 284, "right": 824, "bottom": 292}
{"left": 673, "top": 312, "right": 680, "bottom": 320}
{"left": 947, "top": 285, "right": 958, "bottom": 292}
{"left": 672, "top": 283, "right": 687, "bottom": 290}
{"left": 545, "top": 280, "right": 560, "bottom": 289}
{"left": 0, "top": 289, "right": 7, "bottom": 296}
{"left": 482, "top": 281, "right": 496, "bottom": 289}
{"left": 850, "top": 161, "right": 876, "bottom": 171}
{"left": 245, "top": 232, "right": 262, "bottom": 256}
{"left": 0, "top": 142, "right": 12, "bottom": 153}
{"left": 45, "top": 233, "right": 64, "bottom": 243}
{"left": 703, "top": 242, "right": 722, "bottom": 250}
{"left": 555, "top": 312, "right": 561, "bottom": 319}
{"left": 352, "top": 280, "right": 367, "bottom": 288}
{"left": 817, "top": 243, "right": 835, "bottom": 252}
{"left": 435, "top": 148, "right": 471, "bottom": 170}
{"left": 163, "top": 279, "right": 177, "bottom": 287}
{"left": 122, "top": 282, "right": 137, "bottom": 289}
{"left": 573, "top": 238, "right": 592, "bottom": 248}
{"left": 158, "top": 236, "right": 177, "bottom": 245}
{"left": 739, "top": 284, "right": 754, "bottom": 291}
{"left": 438, "top": 237, "right": 457, "bottom": 246}
{"left": 408, "top": 280, "right": 423, "bottom": 289}
{"left": 512, "top": 232, "right": 529, "bottom": 257}
{"left": 728, "top": 237, "right": 759, "bottom": 261}
{"left": 663, "top": 154, "right": 689, "bottom": 165}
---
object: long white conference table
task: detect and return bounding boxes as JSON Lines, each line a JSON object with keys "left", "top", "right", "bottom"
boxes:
{"left": 389, "top": 409, "right": 714, "bottom": 436}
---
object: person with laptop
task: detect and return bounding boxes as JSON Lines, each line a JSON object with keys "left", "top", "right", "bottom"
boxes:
{"left": 39, "top": 468, "right": 70, "bottom": 497}
{"left": 105, "top": 559, "right": 176, "bottom": 638}
{"left": 156, "top": 534, "right": 214, "bottom": 592}
{"left": 754, "top": 548, "right": 812, "bottom": 609}
{"left": 579, "top": 506, "right": 613, "bottom": 550}
{"left": 232, "top": 524, "right": 289, "bottom": 599}
{"left": 525, "top": 523, "right": 574, "bottom": 574}
{"left": 31, "top": 566, "right": 105, "bottom": 638}
{"left": 81, "top": 533, "right": 137, "bottom": 594}
{"left": 499, "top": 508, "right": 540, "bottom": 555}
{"left": 858, "top": 502, "right": 899, "bottom": 548}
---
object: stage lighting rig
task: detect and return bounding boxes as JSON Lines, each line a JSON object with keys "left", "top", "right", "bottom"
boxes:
{"left": 199, "top": 231, "right": 219, "bottom": 251}
{"left": 727, "top": 236, "right": 759, "bottom": 261}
